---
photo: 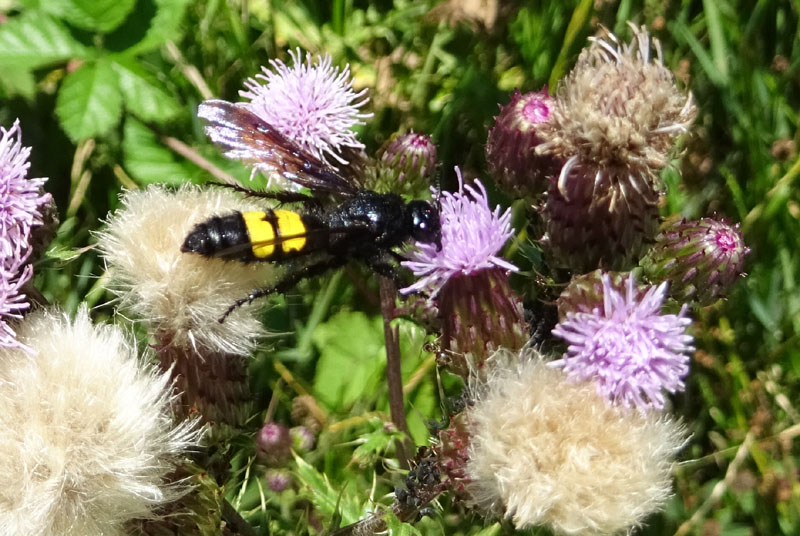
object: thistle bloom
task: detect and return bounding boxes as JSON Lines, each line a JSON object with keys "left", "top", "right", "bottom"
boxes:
{"left": 466, "top": 350, "right": 686, "bottom": 534}
{"left": 0, "top": 120, "right": 50, "bottom": 258}
{"left": 0, "top": 260, "right": 33, "bottom": 350}
{"left": 0, "top": 307, "right": 201, "bottom": 535}
{"left": 240, "top": 48, "right": 371, "bottom": 171}
{"left": 97, "top": 185, "right": 275, "bottom": 427}
{"left": 401, "top": 169, "right": 525, "bottom": 376}
{"left": 552, "top": 274, "right": 694, "bottom": 411}
{"left": 0, "top": 119, "right": 51, "bottom": 349}
{"left": 401, "top": 169, "right": 516, "bottom": 298}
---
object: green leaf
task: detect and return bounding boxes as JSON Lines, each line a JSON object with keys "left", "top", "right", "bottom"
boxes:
{"left": 55, "top": 60, "right": 123, "bottom": 141}
{"left": 293, "top": 455, "right": 364, "bottom": 525}
{"left": 0, "top": 66, "right": 35, "bottom": 99}
{"left": 312, "top": 311, "right": 386, "bottom": 410}
{"left": 351, "top": 419, "right": 406, "bottom": 467}
{"left": 124, "top": 0, "right": 192, "bottom": 55}
{"left": 0, "top": 11, "right": 90, "bottom": 68}
{"left": 111, "top": 58, "right": 180, "bottom": 122}
{"left": 122, "top": 117, "right": 197, "bottom": 185}
{"left": 384, "top": 512, "right": 422, "bottom": 536}
{"left": 55, "top": 0, "right": 137, "bottom": 33}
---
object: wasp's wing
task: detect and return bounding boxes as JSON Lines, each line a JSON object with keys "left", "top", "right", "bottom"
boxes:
{"left": 198, "top": 100, "right": 359, "bottom": 196}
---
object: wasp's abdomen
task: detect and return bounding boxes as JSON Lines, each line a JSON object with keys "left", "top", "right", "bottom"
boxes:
{"left": 182, "top": 210, "right": 311, "bottom": 262}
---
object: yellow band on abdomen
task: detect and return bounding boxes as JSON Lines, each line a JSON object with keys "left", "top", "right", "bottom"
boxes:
{"left": 275, "top": 210, "right": 307, "bottom": 253}
{"left": 242, "top": 211, "right": 276, "bottom": 258}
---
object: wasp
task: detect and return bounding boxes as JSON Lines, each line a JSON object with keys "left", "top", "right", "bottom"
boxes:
{"left": 181, "top": 100, "right": 442, "bottom": 321}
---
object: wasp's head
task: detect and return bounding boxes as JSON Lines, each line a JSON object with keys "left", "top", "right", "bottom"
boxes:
{"left": 408, "top": 201, "right": 442, "bottom": 250}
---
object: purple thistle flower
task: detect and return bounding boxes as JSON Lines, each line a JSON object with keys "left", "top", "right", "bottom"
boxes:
{"left": 551, "top": 274, "right": 694, "bottom": 411}
{"left": 401, "top": 168, "right": 517, "bottom": 297}
{"left": 0, "top": 259, "right": 33, "bottom": 351}
{"left": 0, "top": 120, "right": 50, "bottom": 259}
{"left": 240, "top": 48, "right": 371, "bottom": 173}
{"left": 0, "top": 119, "right": 50, "bottom": 351}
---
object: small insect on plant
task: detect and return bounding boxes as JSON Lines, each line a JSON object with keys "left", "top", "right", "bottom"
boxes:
{"left": 182, "top": 100, "right": 442, "bottom": 321}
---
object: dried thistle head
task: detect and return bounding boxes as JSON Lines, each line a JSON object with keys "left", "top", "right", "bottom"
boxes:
{"left": 97, "top": 184, "right": 275, "bottom": 356}
{"left": 539, "top": 23, "right": 696, "bottom": 187}
{"left": 466, "top": 349, "right": 687, "bottom": 534}
{"left": 0, "top": 307, "right": 201, "bottom": 535}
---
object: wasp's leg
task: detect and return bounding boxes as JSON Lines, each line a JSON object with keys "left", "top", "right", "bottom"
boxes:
{"left": 366, "top": 255, "right": 406, "bottom": 289}
{"left": 210, "top": 182, "right": 319, "bottom": 206}
{"left": 219, "top": 257, "right": 347, "bottom": 322}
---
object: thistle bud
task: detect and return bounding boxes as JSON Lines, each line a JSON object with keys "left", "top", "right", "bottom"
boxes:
{"left": 290, "top": 425, "right": 316, "bottom": 452}
{"left": 375, "top": 132, "right": 438, "bottom": 196}
{"left": 265, "top": 469, "right": 293, "bottom": 493}
{"left": 256, "top": 422, "right": 292, "bottom": 466}
{"left": 643, "top": 217, "right": 749, "bottom": 305}
{"left": 435, "top": 411, "right": 471, "bottom": 497}
{"left": 485, "top": 89, "right": 558, "bottom": 198}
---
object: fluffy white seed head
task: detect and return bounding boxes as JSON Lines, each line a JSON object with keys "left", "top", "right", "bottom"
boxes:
{"left": 0, "top": 307, "right": 202, "bottom": 535}
{"left": 97, "top": 184, "right": 277, "bottom": 356}
{"left": 466, "top": 349, "right": 687, "bottom": 535}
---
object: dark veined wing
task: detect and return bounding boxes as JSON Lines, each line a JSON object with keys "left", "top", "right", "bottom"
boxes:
{"left": 197, "top": 99, "right": 359, "bottom": 196}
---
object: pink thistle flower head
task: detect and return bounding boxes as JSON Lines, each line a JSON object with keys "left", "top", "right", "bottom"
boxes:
{"left": 0, "top": 119, "right": 51, "bottom": 351}
{"left": 551, "top": 274, "right": 694, "bottom": 411}
{"left": 240, "top": 48, "right": 371, "bottom": 174}
{"left": 0, "top": 119, "right": 50, "bottom": 259}
{"left": 400, "top": 168, "right": 517, "bottom": 297}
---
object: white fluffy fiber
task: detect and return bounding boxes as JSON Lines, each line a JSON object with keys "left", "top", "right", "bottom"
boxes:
{"left": 0, "top": 307, "right": 201, "bottom": 536}
{"left": 466, "top": 349, "right": 687, "bottom": 535}
{"left": 97, "top": 184, "right": 277, "bottom": 356}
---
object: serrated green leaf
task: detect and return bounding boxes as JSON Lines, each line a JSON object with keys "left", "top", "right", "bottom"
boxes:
{"left": 55, "top": 60, "right": 122, "bottom": 141}
{"left": 122, "top": 117, "right": 197, "bottom": 185}
{"left": 312, "top": 311, "right": 386, "bottom": 410}
{"left": 0, "top": 66, "right": 35, "bottom": 99}
{"left": 111, "top": 58, "right": 180, "bottom": 122}
{"left": 0, "top": 11, "right": 91, "bottom": 68}
{"left": 293, "top": 455, "right": 364, "bottom": 525}
{"left": 351, "top": 420, "right": 406, "bottom": 467}
{"left": 124, "top": 0, "right": 192, "bottom": 55}
{"left": 56, "top": 0, "right": 137, "bottom": 33}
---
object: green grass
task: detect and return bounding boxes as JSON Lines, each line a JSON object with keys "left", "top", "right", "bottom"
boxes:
{"left": 2, "top": 0, "right": 799, "bottom": 534}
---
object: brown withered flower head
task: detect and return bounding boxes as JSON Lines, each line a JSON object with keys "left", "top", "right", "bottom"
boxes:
{"left": 539, "top": 24, "right": 697, "bottom": 271}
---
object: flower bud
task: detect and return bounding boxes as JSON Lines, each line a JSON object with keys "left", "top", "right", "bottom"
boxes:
{"left": 643, "top": 217, "right": 749, "bottom": 305}
{"left": 265, "top": 469, "right": 293, "bottom": 493}
{"left": 375, "top": 132, "right": 437, "bottom": 196}
{"left": 290, "top": 425, "right": 316, "bottom": 452}
{"left": 256, "top": 422, "right": 292, "bottom": 466}
{"left": 485, "top": 89, "right": 558, "bottom": 198}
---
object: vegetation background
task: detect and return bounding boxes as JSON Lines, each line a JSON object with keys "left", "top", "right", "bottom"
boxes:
{"left": 0, "top": 0, "right": 798, "bottom": 534}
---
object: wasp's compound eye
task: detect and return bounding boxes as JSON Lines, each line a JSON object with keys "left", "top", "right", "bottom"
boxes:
{"left": 409, "top": 201, "right": 442, "bottom": 249}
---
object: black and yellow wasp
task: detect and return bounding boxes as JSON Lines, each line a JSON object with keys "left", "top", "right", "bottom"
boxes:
{"left": 182, "top": 100, "right": 442, "bottom": 321}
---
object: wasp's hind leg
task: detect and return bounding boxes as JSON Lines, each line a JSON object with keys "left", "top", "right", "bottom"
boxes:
{"left": 219, "top": 257, "right": 348, "bottom": 322}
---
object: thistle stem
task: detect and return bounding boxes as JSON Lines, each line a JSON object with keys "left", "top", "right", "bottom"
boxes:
{"left": 379, "top": 277, "right": 411, "bottom": 469}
